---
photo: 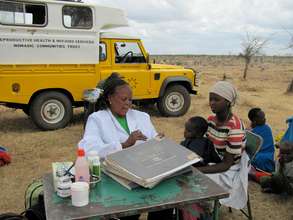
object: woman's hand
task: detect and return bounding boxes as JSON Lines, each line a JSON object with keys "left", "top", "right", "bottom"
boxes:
{"left": 122, "top": 130, "right": 147, "bottom": 148}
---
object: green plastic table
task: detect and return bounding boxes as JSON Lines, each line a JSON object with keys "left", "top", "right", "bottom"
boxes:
{"left": 43, "top": 169, "right": 228, "bottom": 220}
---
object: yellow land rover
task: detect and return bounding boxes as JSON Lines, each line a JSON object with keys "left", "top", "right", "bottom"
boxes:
{"left": 0, "top": 0, "right": 199, "bottom": 130}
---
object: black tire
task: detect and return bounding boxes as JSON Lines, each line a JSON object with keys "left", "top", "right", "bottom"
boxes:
{"left": 22, "top": 105, "right": 30, "bottom": 116}
{"left": 29, "top": 91, "right": 73, "bottom": 130}
{"left": 157, "top": 85, "right": 190, "bottom": 117}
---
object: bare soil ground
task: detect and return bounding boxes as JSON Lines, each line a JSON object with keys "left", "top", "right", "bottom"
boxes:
{"left": 1, "top": 55, "right": 293, "bottom": 219}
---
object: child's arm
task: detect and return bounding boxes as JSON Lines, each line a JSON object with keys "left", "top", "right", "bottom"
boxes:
{"left": 197, "top": 151, "right": 234, "bottom": 173}
{"left": 207, "top": 140, "right": 222, "bottom": 164}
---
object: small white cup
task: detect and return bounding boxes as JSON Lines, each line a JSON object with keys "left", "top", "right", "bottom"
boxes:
{"left": 71, "top": 182, "right": 89, "bottom": 207}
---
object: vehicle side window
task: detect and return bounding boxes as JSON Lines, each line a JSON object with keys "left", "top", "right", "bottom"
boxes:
{"left": 0, "top": 1, "right": 46, "bottom": 26}
{"left": 63, "top": 6, "right": 92, "bottom": 29}
{"left": 99, "top": 42, "right": 106, "bottom": 61}
{"left": 115, "top": 42, "right": 146, "bottom": 64}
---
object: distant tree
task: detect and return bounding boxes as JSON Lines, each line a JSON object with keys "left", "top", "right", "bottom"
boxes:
{"left": 239, "top": 33, "right": 268, "bottom": 80}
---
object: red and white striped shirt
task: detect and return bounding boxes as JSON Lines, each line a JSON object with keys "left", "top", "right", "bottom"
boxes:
{"left": 207, "top": 114, "right": 245, "bottom": 163}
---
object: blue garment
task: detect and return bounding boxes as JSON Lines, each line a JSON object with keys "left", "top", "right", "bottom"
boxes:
{"left": 281, "top": 116, "right": 293, "bottom": 143}
{"left": 251, "top": 124, "right": 275, "bottom": 172}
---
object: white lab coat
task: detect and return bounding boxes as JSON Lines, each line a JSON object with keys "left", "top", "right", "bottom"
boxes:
{"left": 78, "top": 108, "right": 158, "bottom": 158}
{"left": 206, "top": 151, "right": 250, "bottom": 209}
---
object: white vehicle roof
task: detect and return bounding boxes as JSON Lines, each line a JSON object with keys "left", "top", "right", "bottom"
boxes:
{"left": 7, "top": 0, "right": 129, "bottom": 29}
{"left": 0, "top": 0, "right": 130, "bottom": 64}
{"left": 95, "top": 5, "right": 128, "bottom": 30}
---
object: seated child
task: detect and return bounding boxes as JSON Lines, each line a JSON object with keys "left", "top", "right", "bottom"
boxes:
{"left": 181, "top": 116, "right": 221, "bottom": 166}
{"left": 260, "top": 141, "right": 293, "bottom": 195}
{"left": 248, "top": 108, "right": 275, "bottom": 173}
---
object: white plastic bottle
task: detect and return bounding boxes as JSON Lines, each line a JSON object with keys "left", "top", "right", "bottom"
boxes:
{"left": 75, "top": 148, "right": 90, "bottom": 183}
{"left": 57, "top": 175, "right": 72, "bottom": 198}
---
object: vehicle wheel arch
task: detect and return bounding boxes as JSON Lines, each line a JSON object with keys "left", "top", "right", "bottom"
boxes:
{"left": 159, "top": 77, "right": 193, "bottom": 97}
{"left": 28, "top": 88, "right": 74, "bottom": 108}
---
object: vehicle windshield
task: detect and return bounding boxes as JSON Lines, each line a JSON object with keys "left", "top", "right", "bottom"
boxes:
{"left": 114, "top": 42, "right": 146, "bottom": 64}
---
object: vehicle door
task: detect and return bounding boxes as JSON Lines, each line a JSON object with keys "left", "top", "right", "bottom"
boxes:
{"left": 109, "top": 39, "right": 151, "bottom": 99}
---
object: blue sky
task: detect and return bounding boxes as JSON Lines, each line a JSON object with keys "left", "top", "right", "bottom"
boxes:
{"left": 89, "top": 0, "right": 293, "bottom": 55}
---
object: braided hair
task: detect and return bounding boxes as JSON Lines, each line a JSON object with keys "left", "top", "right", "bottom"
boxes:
{"left": 96, "top": 73, "right": 129, "bottom": 110}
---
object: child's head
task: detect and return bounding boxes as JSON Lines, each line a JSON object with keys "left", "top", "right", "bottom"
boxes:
{"left": 184, "top": 116, "right": 208, "bottom": 139}
{"left": 279, "top": 141, "right": 293, "bottom": 164}
{"left": 248, "top": 107, "right": 266, "bottom": 127}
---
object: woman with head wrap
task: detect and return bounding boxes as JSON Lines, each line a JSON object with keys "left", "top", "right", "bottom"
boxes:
{"left": 197, "top": 81, "right": 249, "bottom": 210}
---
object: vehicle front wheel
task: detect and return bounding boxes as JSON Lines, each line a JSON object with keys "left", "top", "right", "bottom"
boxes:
{"left": 29, "top": 91, "right": 73, "bottom": 130}
{"left": 157, "top": 85, "right": 191, "bottom": 117}
{"left": 22, "top": 105, "right": 30, "bottom": 116}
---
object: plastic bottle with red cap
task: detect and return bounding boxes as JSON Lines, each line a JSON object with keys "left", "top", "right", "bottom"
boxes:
{"left": 75, "top": 148, "right": 90, "bottom": 183}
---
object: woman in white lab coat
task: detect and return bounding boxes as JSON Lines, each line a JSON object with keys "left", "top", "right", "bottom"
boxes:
{"left": 79, "top": 73, "right": 158, "bottom": 158}
{"left": 79, "top": 73, "right": 160, "bottom": 220}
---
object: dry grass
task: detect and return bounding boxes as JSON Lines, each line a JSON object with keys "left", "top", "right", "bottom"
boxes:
{"left": 1, "top": 55, "right": 293, "bottom": 219}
